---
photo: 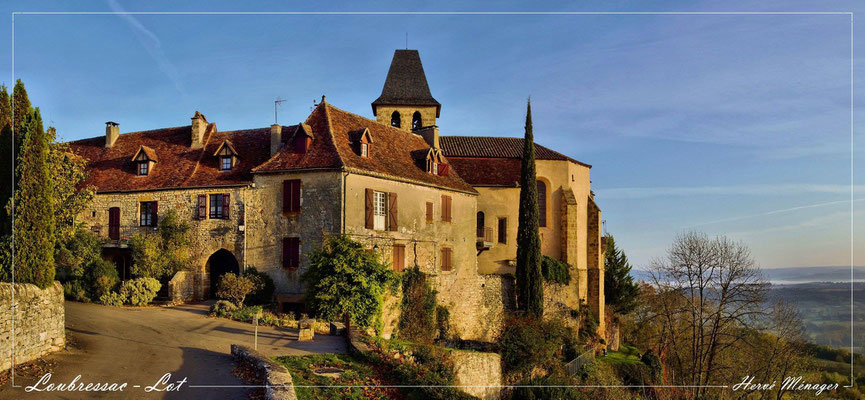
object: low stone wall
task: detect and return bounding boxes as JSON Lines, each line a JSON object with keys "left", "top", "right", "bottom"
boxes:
{"left": 451, "top": 350, "right": 502, "bottom": 400}
{"left": 168, "top": 271, "right": 196, "bottom": 303}
{"left": 231, "top": 344, "right": 296, "bottom": 400}
{"left": 1, "top": 282, "right": 65, "bottom": 371}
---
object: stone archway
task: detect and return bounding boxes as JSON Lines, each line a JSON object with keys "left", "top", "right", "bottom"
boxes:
{"left": 205, "top": 249, "right": 240, "bottom": 298}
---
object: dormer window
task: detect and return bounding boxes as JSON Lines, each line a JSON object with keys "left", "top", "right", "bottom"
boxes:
{"left": 349, "top": 128, "right": 373, "bottom": 158}
{"left": 292, "top": 123, "right": 315, "bottom": 154}
{"left": 214, "top": 140, "right": 239, "bottom": 171}
{"left": 361, "top": 143, "right": 369, "bottom": 157}
{"left": 424, "top": 148, "right": 449, "bottom": 176}
{"left": 131, "top": 145, "right": 157, "bottom": 177}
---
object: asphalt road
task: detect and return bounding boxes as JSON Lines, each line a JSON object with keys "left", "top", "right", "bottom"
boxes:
{"left": 1, "top": 301, "right": 346, "bottom": 400}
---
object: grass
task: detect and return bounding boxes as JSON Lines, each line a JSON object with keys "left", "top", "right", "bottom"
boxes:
{"left": 598, "top": 345, "right": 644, "bottom": 365}
{"left": 275, "top": 353, "right": 401, "bottom": 400}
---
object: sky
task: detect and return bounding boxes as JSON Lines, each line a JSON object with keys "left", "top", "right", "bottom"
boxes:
{"left": 0, "top": 0, "right": 862, "bottom": 269}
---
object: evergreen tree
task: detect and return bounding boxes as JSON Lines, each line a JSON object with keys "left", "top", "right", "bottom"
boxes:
{"left": 603, "top": 234, "right": 640, "bottom": 314}
{"left": 515, "top": 99, "right": 543, "bottom": 317}
{"left": 0, "top": 85, "right": 12, "bottom": 234}
{"left": 12, "top": 107, "right": 55, "bottom": 288}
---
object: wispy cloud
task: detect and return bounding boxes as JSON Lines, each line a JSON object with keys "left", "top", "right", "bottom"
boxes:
{"left": 685, "top": 198, "right": 865, "bottom": 228}
{"left": 597, "top": 184, "right": 863, "bottom": 200}
{"left": 726, "top": 210, "right": 853, "bottom": 237}
{"left": 107, "top": 0, "right": 185, "bottom": 94}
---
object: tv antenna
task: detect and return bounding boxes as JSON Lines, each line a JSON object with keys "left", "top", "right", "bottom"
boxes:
{"left": 405, "top": 32, "right": 408, "bottom": 49}
{"left": 274, "top": 97, "right": 286, "bottom": 124}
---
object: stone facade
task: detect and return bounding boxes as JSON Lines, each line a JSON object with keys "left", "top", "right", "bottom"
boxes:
{"left": 1, "top": 282, "right": 65, "bottom": 371}
{"left": 372, "top": 105, "right": 437, "bottom": 132}
{"left": 451, "top": 350, "right": 502, "bottom": 400}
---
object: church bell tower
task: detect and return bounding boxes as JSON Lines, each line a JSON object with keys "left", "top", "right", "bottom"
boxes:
{"left": 372, "top": 49, "right": 441, "bottom": 133}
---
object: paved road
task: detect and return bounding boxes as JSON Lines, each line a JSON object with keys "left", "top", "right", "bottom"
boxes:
{"left": 1, "top": 301, "right": 346, "bottom": 400}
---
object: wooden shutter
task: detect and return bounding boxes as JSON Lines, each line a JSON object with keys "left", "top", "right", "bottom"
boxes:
{"left": 498, "top": 218, "right": 507, "bottom": 244}
{"left": 283, "top": 179, "right": 301, "bottom": 212}
{"left": 198, "top": 195, "right": 207, "bottom": 220}
{"left": 283, "top": 237, "right": 300, "bottom": 269}
{"left": 441, "top": 195, "right": 451, "bottom": 222}
{"left": 365, "top": 188, "right": 374, "bottom": 229}
{"left": 388, "top": 192, "right": 398, "bottom": 231}
{"left": 426, "top": 202, "right": 433, "bottom": 223}
{"left": 223, "top": 193, "right": 230, "bottom": 219}
{"left": 392, "top": 244, "right": 405, "bottom": 272}
{"left": 438, "top": 163, "right": 450, "bottom": 176}
{"left": 441, "top": 248, "right": 452, "bottom": 272}
{"left": 151, "top": 201, "right": 159, "bottom": 226}
{"left": 283, "top": 180, "right": 291, "bottom": 212}
{"left": 291, "top": 180, "right": 301, "bottom": 211}
{"left": 108, "top": 207, "right": 120, "bottom": 240}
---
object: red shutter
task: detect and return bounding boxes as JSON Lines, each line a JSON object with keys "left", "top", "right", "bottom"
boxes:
{"left": 108, "top": 207, "right": 120, "bottom": 240}
{"left": 392, "top": 245, "right": 405, "bottom": 272}
{"left": 438, "top": 163, "right": 450, "bottom": 176}
{"left": 441, "top": 195, "right": 451, "bottom": 222}
{"left": 282, "top": 238, "right": 290, "bottom": 268}
{"left": 151, "top": 201, "right": 159, "bottom": 226}
{"left": 388, "top": 192, "right": 398, "bottom": 231}
{"left": 198, "top": 195, "right": 207, "bottom": 220}
{"left": 283, "top": 180, "right": 291, "bottom": 212}
{"left": 441, "top": 248, "right": 452, "bottom": 272}
{"left": 365, "top": 188, "right": 374, "bottom": 229}
{"left": 426, "top": 202, "right": 433, "bottom": 223}
{"left": 291, "top": 180, "right": 301, "bottom": 212}
{"left": 283, "top": 237, "right": 300, "bottom": 269}
{"left": 223, "top": 193, "right": 230, "bottom": 219}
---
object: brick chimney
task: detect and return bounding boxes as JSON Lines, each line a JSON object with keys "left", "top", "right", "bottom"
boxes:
{"left": 414, "top": 125, "right": 439, "bottom": 149}
{"left": 105, "top": 121, "right": 119, "bottom": 148}
{"left": 191, "top": 111, "right": 208, "bottom": 149}
{"left": 270, "top": 124, "right": 282, "bottom": 156}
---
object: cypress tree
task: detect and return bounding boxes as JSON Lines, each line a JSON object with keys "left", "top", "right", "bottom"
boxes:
{"left": 0, "top": 85, "right": 12, "bottom": 234}
{"left": 12, "top": 107, "right": 55, "bottom": 288}
{"left": 515, "top": 99, "right": 543, "bottom": 317}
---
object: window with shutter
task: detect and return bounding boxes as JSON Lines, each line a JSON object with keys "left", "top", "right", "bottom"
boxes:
{"left": 197, "top": 195, "right": 207, "bottom": 220}
{"left": 365, "top": 188, "right": 374, "bottom": 229}
{"left": 425, "top": 202, "right": 433, "bottom": 223}
{"left": 108, "top": 207, "right": 120, "bottom": 240}
{"left": 388, "top": 192, "right": 398, "bottom": 231}
{"left": 373, "top": 191, "right": 387, "bottom": 231}
{"left": 283, "top": 179, "right": 301, "bottom": 213}
{"left": 441, "top": 195, "right": 452, "bottom": 222}
{"left": 283, "top": 237, "right": 300, "bottom": 269}
{"left": 223, "top": 193, "right": 230, "bottom": 219}
{"left": 441, "top": 247, "right": 452, "bottom": 272}
{"left": 392, "top": 244, "right": 405, "bottom": 272}
{"left": 139, "top": 201, "right": 157, "bottom": 227}
{"left": 498, "top": 217, "right": 507, "bottom": 244}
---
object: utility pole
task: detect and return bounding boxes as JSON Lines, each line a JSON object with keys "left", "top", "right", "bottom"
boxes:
{"left": 274, "top": 97, "right": 286, "bottom": 125}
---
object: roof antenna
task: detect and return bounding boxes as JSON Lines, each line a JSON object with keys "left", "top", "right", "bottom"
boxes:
{"left": 405, "top": 32, "right": 408, "bottom": 49}
{"left": 274, "top": 97, "right": 286, "bottom": 124}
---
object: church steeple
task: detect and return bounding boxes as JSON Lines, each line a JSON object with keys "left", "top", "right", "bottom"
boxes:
{"left": 372, "top": 49, "right": 440, "bottom": 132}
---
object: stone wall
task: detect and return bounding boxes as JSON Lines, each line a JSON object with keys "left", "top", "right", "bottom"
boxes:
{"left": 168, "top": 271, "right": 196, "bottom": 304}
{"left": 451, "top": 350, "right": 502, "bottom": 400}
{"left": 1, "top": 282, "right": 65, "bottom": 371}
{"left": 373, "top": 105, "right": 437, "bottom": 132}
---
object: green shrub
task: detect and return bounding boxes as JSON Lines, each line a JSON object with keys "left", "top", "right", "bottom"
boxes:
{"left": 215, "top": 273, "right": 256, "bottom": 307}
{"left": 369, "top": 341, "right": 474, "bottom": 400}
{"left": 640, "top": 350, "right": 663, "bottom": 382}
{"left": 99, "top": 292, "right": 126, "bottom": 307}
{"left": 63, "top": 280, "right": 89, "bottom": 302}
{"left": 55, "top": 227, "right": 101, "bottom": 281}
{"left": 541, "top": 255, "right": 570, "bottom": 285}
{"left": 129, "top": 210, "right": 192, "bottom": 280}
{"left": 119, "top": 277, "right": 161, "bottom": 306}
{"left": 243, "top": 267, "right": 275, "bottom": 305}
{"left": 436, "top": 305, "right": 451, "bottom": 340}
{"left": 500, "top": 314, "right": 573, "bottom": 377}
{"left": 84, "top": 258, "right": 118, "bottom": 300}
{"left": 510, "top": 373, "right": 586, "bottom": 400}
{"left": 231, "top": 305, "right": 264, "bottom": 322}
{"left": 209, "top": 300, "right": 238, "bottom": 317}
{"left": 398, "top": 267, "right": 438, "bottom": 343}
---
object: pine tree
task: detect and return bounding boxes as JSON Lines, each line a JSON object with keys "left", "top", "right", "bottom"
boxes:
{"left": 12, "top": 107, "right": 55, "bottom": 288}
{"left": 603, "top": 234, "right": 640, "bottom": 314}
{"left": 516, "top": 99, "right": 543, "bottom": 317}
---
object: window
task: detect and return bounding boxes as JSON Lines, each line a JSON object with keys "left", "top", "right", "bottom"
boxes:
{"left": 477, "top": 212, "right": 485, "bottom": 238}
{"left": 441, "top": 195, "right": 452, "bottom": 222}
{"left": 392, "top": 244, "right": 405, "bottom": 272}
{"left": 412, "top": 111, "right": 422, "bottom": 130}
{"left": 498, "top": 217, "right": 507, "bottom": 244}
{"left": 426, "top": 202, "right": 433, "bottom": 223}
{"left": 108, "top": 207, "right": 120, "bottom": 240}
{"left": 390, "top": 111, "right": 401, "bottom": 128}
{"left": 440, "top": 247, "right": 452, "bottom": 272}
{"left": 373, "top": 191, "right": 387, "bottom": 231}
{"left": 537, "top": 180, "right": 547, "bottom": 227}
{"left": 220, "top": 156, "right": 232, "bottom": 171}
{"left": 137, "top": 162, "right": 149, "bottom": 176}
{"left": 140, "top": 201, "right": 157, "bottom": 227}
{"left": 283, "top": 179, "right": 301, "bottom": 213}
{"left": 283, "top": 237, "right": 300, "bottom": 269}
{"left": 209, "top": 193, "right": 230, "bottom": 219}
{"left": 360, "top": 143, "right": 369, "bottom": 157}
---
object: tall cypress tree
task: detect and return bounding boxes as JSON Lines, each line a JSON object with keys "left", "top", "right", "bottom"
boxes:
{"left": 0, "top": 85, "right": 12, "bottom": 234}
{"left": 12, "top": 107, "right": 55, "bottom": 288}
{"left": 515, "top": 99, "right": 543, "bottom": 317}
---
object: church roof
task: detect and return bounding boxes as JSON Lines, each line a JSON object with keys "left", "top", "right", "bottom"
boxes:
{"left": 371, "top": 49, "right": 441, "bottom": 117}
{"left": 439, "top": 136, "right": 591, "bottom": 168}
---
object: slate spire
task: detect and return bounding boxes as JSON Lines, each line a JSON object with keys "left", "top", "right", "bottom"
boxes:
{"left": 371, "top": 49, "right": 441, "bottom": 117}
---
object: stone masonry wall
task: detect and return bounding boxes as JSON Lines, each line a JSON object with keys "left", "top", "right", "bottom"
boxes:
{"left": 450, "top": 350, "right": 502, "bottom": 400}
{"left": 1, "top": 282, "right": 65, "bottom": 371}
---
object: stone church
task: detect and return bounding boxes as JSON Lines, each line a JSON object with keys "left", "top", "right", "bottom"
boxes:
{"left": 69, "top": 49, "right": 605, "bottom": 341}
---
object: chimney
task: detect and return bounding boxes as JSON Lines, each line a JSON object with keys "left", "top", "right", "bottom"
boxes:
{"left": 105, "top": 121, "right": 119, "bottom": 148}
{"left": 270, "top": 124, "right": 282, "bottom": 156}
{"left": 191, "top": 111, "right": 207, "bottom": 149}
{"left": 415, "top": 125, "right": 439, "bottom": 149}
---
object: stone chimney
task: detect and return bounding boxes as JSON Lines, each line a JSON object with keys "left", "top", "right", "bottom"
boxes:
{"left": 191, "top": 111, "right": 208, "bottom": 149}
{"left": 270, "top": 124, "right": 282, "bottom": 156}
{"left": 105, "top": 121, "right": 119, "bottom": 148}
{"left": 415, "top": 125, "right": 439, "bottom": 149}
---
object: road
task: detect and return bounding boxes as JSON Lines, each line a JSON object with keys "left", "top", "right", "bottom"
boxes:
{"left": 1, "top": 301, "right": 346, "bottom": 399}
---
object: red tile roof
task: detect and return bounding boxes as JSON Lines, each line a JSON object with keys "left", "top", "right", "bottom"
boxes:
{"left": 254, "top": 102, "right": 476, "bottom": 194}
{"left": 68, "top": 123, "right": 273, "bottom": 193}
{"left": 447, "top": 158, "right": 523, "bottom": 187}
{"left": 439, "top": 136, "right": 591, "bottom": 168}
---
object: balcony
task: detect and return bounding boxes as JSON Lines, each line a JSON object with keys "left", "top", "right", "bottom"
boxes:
{"left": 91, "top": 224, "right": 158, "bottom": 248}
{"left": 476, "top": 226, "right": 494, "bottom": 250}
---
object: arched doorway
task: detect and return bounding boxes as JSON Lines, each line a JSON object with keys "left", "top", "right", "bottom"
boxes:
{"left": 206, "top": 249, "right": 240, "bottom": 298}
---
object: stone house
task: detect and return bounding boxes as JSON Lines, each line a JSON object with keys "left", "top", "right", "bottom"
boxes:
{"left": 68, "top": 49, "right": 604, "bottom": 341}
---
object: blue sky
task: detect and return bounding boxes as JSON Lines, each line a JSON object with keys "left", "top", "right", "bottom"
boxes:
{"left": 1, "top": 0, "right": 862, "bottom": 269}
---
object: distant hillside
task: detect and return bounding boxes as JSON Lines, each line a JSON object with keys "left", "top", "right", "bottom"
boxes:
{"left": 631, "top": 266, "right": 865, "bottom": 284}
